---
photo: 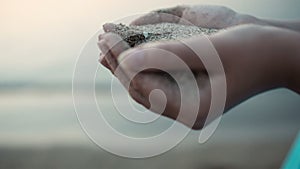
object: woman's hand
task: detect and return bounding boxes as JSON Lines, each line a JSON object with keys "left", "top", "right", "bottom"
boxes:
{"left": 98, "top": 24, "right": 300, "bottom": 129}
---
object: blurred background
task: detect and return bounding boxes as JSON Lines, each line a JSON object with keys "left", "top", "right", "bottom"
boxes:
{"left": 1, "top": 0, "right": 300, "bottom": 168}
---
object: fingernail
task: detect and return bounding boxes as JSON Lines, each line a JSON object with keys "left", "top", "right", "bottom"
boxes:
{"left": 118, "top": 49, "right": 144, "bottom": 71}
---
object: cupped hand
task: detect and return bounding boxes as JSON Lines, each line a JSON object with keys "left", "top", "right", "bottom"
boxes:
{"left": 131, "top": 5, "right": 263, "bottom": 29}
{"left": 98, "top": 31, "right": 210, "bottom": 129}
{"left": 98, "top": 24, "right": 300, "bottom": 129}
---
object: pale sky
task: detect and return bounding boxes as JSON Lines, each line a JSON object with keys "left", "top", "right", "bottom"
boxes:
{"left": 1, "top": 0, "right": 299, "bottom": 82}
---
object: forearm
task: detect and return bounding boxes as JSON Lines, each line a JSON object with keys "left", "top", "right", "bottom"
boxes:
{"left": 210, "top": 25, "right": 300, "bottom": 102}
{"left": 268, "top": 26, "right": 300, "bottom": 93}
{"left": 261, "top": 26, "right": 300, "bottom": 93}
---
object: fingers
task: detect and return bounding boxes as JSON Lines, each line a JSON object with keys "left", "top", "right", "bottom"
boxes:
{"left": 98, "top": 32, "right": 131, "bottom": 71}
{"left": 101, "top": 33, "right": 131, "bottom": 59}
{"left": 117, "top": 37, "right": 208, "bottom": 72}
{"left": 98, "top": 34, "right": 113, "bottom": 73}
{"left": 98, "top": 33, "right": 182, "bottom": 119}
{"left": 131, "top": 72, "right": 180, "bottom": 120}
{"left": 103, "top": 23, "right": 117, "bottom": 33}
{"left": 98, "top": 23, "right": 119, "bottom": 41}
{"left": 130, "top": 5, "right": 187, "bottom": 26}
{"left": 98, "top": 40, "right": 118, "bottom": 72}
{"left": 98, "top": 33, "right": 151, "bottom": 110}
{"left": 127, "top": 79, "right": 150, "bottom": 109}
{"left": 99, "top": 53, "right": 111, "bottom": 71}
{"left": 98, "top": 32, "right": 135, "bottom": 89}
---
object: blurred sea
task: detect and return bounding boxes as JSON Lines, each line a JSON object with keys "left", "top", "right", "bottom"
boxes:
{"left": 0, "top": 81, "right": 299, "bottom": 169}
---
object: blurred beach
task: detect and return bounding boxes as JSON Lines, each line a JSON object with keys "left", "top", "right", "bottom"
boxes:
{"left": 0, "top": 86, "right": 299, "bottom": 168}
{"left": 1, "top": 0, "right": 300, "bottom": 168}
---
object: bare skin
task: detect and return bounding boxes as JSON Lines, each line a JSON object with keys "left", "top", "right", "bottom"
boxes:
{"left": 98, "top": 5, "right": 300, "bottom": 129}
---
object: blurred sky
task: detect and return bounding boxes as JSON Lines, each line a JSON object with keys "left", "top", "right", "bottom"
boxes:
{"left": 1, "top": 0, "right": 300, "bottom": 83}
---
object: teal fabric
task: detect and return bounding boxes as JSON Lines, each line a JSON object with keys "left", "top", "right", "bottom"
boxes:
{"left": 282, "top": 132, "right": 300, "bottom": 169}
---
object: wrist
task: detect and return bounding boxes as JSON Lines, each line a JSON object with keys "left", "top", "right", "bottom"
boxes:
{"left": 273, "top": 28, "right": 300, "bottom": 93}
{"left": 248, "top": 26, "right": 300, "bottom": 96}
{"left": 288, "top": 37, "right": 300, "bottom": 93}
